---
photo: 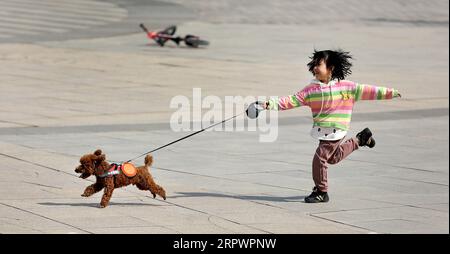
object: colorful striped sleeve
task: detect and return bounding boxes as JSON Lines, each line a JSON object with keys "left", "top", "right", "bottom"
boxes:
{"left": 266, "top": 88, "right": 308, "bottom": 111}
{"left": 354, "top": 83, "right": 400, "bottom": 101}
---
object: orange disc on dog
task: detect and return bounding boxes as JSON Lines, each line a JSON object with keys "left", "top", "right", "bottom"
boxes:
{"left": 122, "top": 163, "right": 137, "bottom": 177}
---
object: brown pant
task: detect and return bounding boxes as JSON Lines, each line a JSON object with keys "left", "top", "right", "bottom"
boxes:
{"left": 312, "top": 137, "right": 359, "bottom": 192}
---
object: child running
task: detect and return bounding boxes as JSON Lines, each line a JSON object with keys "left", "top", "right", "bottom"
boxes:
{"left": 261, "top": 49, "right": 401, "bottom": 203}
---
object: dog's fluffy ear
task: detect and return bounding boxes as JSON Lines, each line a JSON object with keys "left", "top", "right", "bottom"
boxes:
{"left": 95, "top": 154, "right": 106, "bottom": 162}
{"left": 94, "top": 149, "right": 102, "bottom": 156}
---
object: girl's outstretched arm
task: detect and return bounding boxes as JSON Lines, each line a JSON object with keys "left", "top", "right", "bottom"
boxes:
{"left": 265, "top": 89, "right": 309, "bottom": 111}
{"left": 354, "top": 83, "right": 401, "bottom": 101}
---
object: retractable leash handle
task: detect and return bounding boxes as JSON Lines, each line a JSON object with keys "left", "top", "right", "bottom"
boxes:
{"left": 246, "top": 101, "right": 266, "bottom": 119}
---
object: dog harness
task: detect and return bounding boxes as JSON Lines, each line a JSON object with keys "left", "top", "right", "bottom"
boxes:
{"left": 99, "top": 163, "right": 138, "bottom": 178}
{"left": 99, "top": 163, "right": 122, "bottom": 178}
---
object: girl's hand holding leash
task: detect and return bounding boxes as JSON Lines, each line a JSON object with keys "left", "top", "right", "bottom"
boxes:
{"left": 260, "top": 101, "right": 269, "bottom": 109}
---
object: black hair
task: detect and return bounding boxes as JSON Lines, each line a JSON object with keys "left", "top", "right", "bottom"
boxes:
{"left": 307, "top": 49, "right": 353, "bottom": 81}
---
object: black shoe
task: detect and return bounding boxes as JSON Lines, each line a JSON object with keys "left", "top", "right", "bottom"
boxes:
{"left": 356, "top": 128, "right": 376, "bottom": 148}
{"left": 304, "top": 187, "right": 329, "bottom": 203}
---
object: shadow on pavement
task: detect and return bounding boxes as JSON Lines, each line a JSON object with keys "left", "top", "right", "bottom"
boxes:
{"left": 38, "top": 202, "right": 164, "bottom": 207}
{"left": 171, "top": 192, "right": 306, "bottom": 202}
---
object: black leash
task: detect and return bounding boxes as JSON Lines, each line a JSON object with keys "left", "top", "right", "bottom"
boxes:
{"left": 124, "top": 111, "right": 245, "bottom": 163}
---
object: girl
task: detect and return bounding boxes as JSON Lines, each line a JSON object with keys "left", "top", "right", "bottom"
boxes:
{"left": 262, "top": 49, "right": 401, "bottom": 203}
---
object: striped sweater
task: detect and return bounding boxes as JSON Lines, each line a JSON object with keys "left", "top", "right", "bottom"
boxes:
{"left": 267, "top": 79, "right": 400, "bottom": 131}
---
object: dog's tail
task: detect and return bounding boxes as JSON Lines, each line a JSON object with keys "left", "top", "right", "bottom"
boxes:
{"left": 144, "top": 154, "right": 153, "bottom": 167}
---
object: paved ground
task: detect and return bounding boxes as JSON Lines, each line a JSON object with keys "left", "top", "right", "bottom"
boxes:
{"left": 0, "top": 0, "right": 448, "bottom": 234}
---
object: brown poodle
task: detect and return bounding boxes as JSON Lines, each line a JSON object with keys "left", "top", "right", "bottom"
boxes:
{"left": 75, "top": 149, "right": 166, "bottom": 208}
